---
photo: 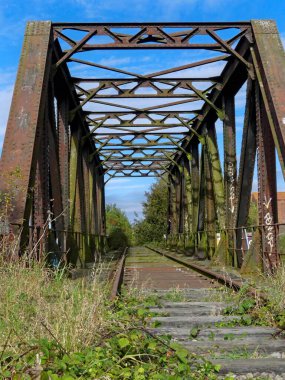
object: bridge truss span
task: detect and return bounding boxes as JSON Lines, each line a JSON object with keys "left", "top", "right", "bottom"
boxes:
{"left": 0, "top": 20, "right": 284, "bottom": 272}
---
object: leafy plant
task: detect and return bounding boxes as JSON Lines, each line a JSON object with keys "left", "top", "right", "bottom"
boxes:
{"left": 189, "top": 327, "right": 200, "bottom": 339}
{"left": 106, "top": 204, "right": 133, "bottom": 249}
{"left": 223, "top": 297, "right": 256, "bottom": 316}
{"left": 223, "top": 333, "right": 235, "bottom": 341}
{"left": 133, "top": 178, "right": 168, "bottom": 244}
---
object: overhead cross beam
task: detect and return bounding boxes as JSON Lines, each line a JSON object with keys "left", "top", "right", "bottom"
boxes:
{"left": 53, "top": 22, "right": 251, "bottom": 50}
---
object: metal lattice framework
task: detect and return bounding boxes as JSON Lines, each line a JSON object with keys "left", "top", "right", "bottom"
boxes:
{"left": 0, "top": 20, "right": 284, "bottom": 271}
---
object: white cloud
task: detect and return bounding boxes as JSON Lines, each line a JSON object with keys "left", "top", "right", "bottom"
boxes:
{"left": 98, "top": 56, "right": 132, "bottom": 67}
{"left": 71, "top": 0, "right": 199, "bottom": 20}
{"left": 235, "top": 84, "right": 246, "bottom": 109}
{"left": 0, "top": 67, "right": 16, "bottom": 153}
{"left": 281, "top": 34, "right": 285, "bottom": 48}
{"left": 71, "top": 0, "right": 245, "bottom": 22}
{"left": 0, "top": 68, "right": 17, "bottom": 86}
{"left": 106, "top": 183, "right": 148, "bottom": 191}
{"left": 0, "top": 84, "right": 14, "bottom": 155}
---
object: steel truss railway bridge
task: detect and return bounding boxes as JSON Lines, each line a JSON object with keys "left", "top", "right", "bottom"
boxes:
{"left": 0, "top": 20, "right": 284, "bottom": 273}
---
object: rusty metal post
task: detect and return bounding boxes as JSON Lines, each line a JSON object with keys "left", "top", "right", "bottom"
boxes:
{"left": 190, "top": 140, "right": 200, "bottom": 252}
{"left": 197, "top": 145, "right": 206, "bottom": 258}
{"left": 204, "top": 122, "right": 228, "bottom": 264}
{"left": 177, "top": 162, "right": 185, "bottom": 250}
{"left": 183, "top": 158, "right": 192, "bottom": 235}
{"left": 176, "top": 168, "right": 183, "bottom": 233}
{"left": 183, "top": 157, "right": 195, "bottom": 254}
{"left": 68, "top": 126, "right": 81, "bottom": 265}
{"left": 58, "top": 95, "right": 70, "bottom": 229}
{"left": 167, "top": 174, "right": 172, "bottom": 237}
{"left": 251, "top": 20, "right": 285, "bottom": 180}
{"left": 204, "top": 142, "right": 216, "bottom": 259}
{"left": 0, "top": 22, "right": 52, "bottom": 232}
{"left": 169, "top": 171, "right": 178, "bottom": 246}
{"left": 235, "top": 77, "right": 257, "bottom": 268}
{"left": 204, "top": 123, "right": 225, "bottom": 230}
{"left": 223, "top": 93, "right": 237, "bottom": 265}
{"left": 256, "top": 84, "right": 279, "bottom": 272}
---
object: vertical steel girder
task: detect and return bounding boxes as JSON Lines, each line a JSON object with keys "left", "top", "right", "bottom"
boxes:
{"left": 235, "top": 78, "right": 257, "bottom": 268}
{"left": 251, "top": 20, "right": 285, "bottom": 179}
{"left": 204, "top": 144, "right": 216, "bottom": 258}
{"left": 183, "top": 159, "right": 192, "bottom": 235}
{"left": 171, "top": 170, "right": 179, "bottom": 235}
{"left": 0, "top": 22, "right": 105, "bottom": 264}
{"left": 223, "top": 94, "right": 237, "bottom": 265}
{"left": 256, "top": 85, "right": 279, "bottom": 272}
{"left": 190, "top": 141, "right": 200, "bottom": 238}
{"left": 0, "top": 22, "right": 52, "bottom": 226}
{"left": 0, "top": 20, "right": 284, "bottom": 273}
{"left": 197, "top": 146, "right": 206, "bottom": 235}
{"left": 223, "top": 94, "right": 237, "bottom": 228}
{"left": 204, "top": 123, "right": 225, "bottom": 230}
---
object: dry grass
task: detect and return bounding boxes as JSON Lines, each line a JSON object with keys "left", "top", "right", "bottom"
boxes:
{"left": 261, "top": 264, "right": 285, "bottom": 313}
{"left": 0, "top": 258, "right": 113, "bottom": 354}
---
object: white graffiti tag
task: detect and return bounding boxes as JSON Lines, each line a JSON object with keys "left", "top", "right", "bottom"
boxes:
{"left": 263, "top": 195, "right": 274, "bottom": 256}
{"left": 228, "top": 162, "right": 235, "bottom": 214}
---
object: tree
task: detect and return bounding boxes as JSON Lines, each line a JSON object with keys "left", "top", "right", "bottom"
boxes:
{"left": 133, "top": 179, "right": 168, "bottom": 244}
{"left": 106, "top": 204, "right": 133, "bottom": 249}
{"left": 247, "top": 201, "right": 258, "bottom": 226}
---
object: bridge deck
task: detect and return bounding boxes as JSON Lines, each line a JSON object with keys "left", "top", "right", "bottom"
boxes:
{"left": 124, "top": 246, "right": 218, "bottom": 289}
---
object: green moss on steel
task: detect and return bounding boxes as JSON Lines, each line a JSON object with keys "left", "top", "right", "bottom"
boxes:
{"left": 198, "top": 231, "right": 208, "bottom": 253}
{"left": 213, "top": 231, "right": 229, "bottom": 266}
{"left": 69, "top": 132, "right": 79, "bottom": 230}
{"left": 183, "top": 163, "right": 193, "bottom": 234}
{"left": 176, "top": 233, "right": 185, "bottom": 252}
{"left": 204, "top": 127, "right": 225, "bottom": 229}
{"left": 241, "top": 229, "right": 263, "bottom": 274}
{"left": 185, "top": 233, "right": 196, "bottom": 256}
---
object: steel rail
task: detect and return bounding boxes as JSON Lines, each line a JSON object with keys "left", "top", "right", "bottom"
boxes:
{"left": 110, "top": 247, "right": 128, "bottom": 300}
{"left": 146, "top": 246, "right": 267, "bottom": 301}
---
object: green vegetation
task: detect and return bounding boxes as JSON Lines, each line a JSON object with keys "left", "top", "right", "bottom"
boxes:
{"left": 211, "top": 267, "right": 285, "bottom": 331}
{"left": 161, "top": 287, "right": 188, "bottom": 302}
{"left": 279, "top": 233, "right": 285, "bottom": 258}
{"left": 106, "top": 204, "right": 133, "bottom": 249}
{"left": 133, "top": 179, "right": 168, "bottom": 245}
{"left": 247, "top": 201, "right": 258, "bottom": 226}
{"left": 189, "top": 327, "right": 200, "bottom": 339}
{"left": 0, "top": 260, "right": 222, "bottom": 379}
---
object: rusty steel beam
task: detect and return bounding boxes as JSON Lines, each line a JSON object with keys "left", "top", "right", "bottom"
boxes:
{"left": 0, "top": 22, "right": 52, "bottom": 226}
{"left": 170, "top": 39, "right": 251, "bottom": 170}
{"left": 53, "top": 22, "right": 251, "bottom": 50}
{"left": 235, "top": 78, "right": 257, "bottom": 268}
{"left": 73, "top": 77, "right": 220, "bottom": 83}
{"left": 251, "top": 20, "right": 285, "bottom": 179}
{"left": 256, "top": 84, "right": 279, "bottom": 272}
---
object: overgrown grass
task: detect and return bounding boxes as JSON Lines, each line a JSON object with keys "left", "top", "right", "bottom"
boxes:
{"left": 279, "top": 233, "right": 285, "bottom": 259}
{"left": 260, "top": 264, "right": 285, "bottom": 328}
{"left": 0, "top": 260, "right": 112, "bottom": 353}
{"left": 0, "top": 257, "right": 221, "bottom": 379}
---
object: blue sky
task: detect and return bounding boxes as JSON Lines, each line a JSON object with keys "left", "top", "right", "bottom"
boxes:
{"left": 0, "top": 0, "right": 284, "bottom": 222}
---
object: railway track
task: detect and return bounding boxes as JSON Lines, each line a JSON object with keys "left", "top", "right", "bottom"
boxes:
{"left": 111, "top": 246, "right": 285, "bottom": 379}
